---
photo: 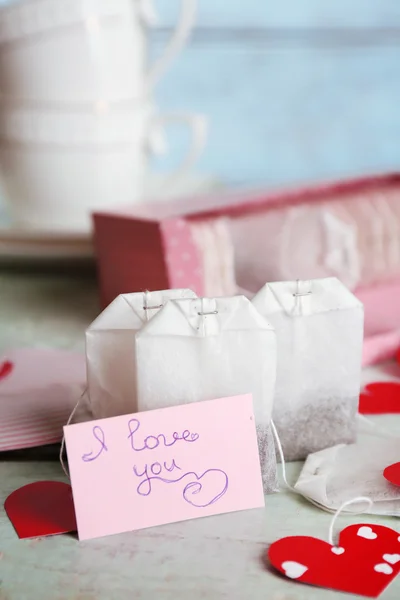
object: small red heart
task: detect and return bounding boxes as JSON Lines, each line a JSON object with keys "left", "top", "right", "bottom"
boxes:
{"left": 268, "top": 524, "right": 400, "bottom": 598}
{"left": 384, "top": 462, "right": 400, "bottom": 487}
{"left": 0, "top": 360, "right": 13, "bottom": 381}
{"left": 359, "top": 382, "right": 400, "bottom": 414}
{"left": 4, "top": 481, "right": 77, "bottom": 539}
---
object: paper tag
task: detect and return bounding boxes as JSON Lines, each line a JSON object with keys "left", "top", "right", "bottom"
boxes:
{"left": 64, "top": 395, "right": 264, "bottom": 540}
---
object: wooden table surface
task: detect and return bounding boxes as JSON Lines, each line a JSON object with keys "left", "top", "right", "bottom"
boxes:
{"left": 1, "top": 457, "right": 399, "bottom": 600}
{"left": 1, "top": 268, "right": 400, "bottom": 600}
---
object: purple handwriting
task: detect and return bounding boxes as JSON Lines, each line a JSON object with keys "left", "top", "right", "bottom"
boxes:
{"left": 128, "top": 418, "right": 199, "bottom": 452}
{"left": 133, "top": 458, "right": 182, "bottom": 491}
{"left": 133, "top": 460, "right": 228, "bottom": 507}
{"left": 82, "top": 426, "right": 108, "bottom": 462}
{"left": 81, "top": 420, "right": 228, "bottom": 508}
{"left": 81, "top": 419, "right": 199, "bottom": 463}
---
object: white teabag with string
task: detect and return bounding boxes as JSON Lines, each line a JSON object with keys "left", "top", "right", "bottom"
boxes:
{"left": 253, "top": 277, "right": 364, "bottom": 461}
{"left": 86, "top": 289, "right": 197, "bottom": 419}
{"left": 294, "top": 434, "right": 400, "bottom": 516}
{"left": 136, "top": 295, "right": 278, "bottom": 493}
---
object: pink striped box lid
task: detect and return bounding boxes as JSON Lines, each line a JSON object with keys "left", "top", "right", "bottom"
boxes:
{"left": 0, "top": 347, "right": 86, "bottom": 451}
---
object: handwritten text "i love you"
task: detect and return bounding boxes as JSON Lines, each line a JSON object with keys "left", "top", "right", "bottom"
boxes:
{"left": 81, "top": 419, "right": 229, "bottom": 508}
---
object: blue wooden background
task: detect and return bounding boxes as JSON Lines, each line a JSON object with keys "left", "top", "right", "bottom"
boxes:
{"left": 151, "top": 0, "right": 400, "bottom": 187}
{"left": 0, "top": 0, "right": 399, "bottom": 188}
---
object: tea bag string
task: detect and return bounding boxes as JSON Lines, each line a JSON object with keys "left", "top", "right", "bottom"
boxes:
{"left": 328, "top": 497, "right": 373, "bottom": 547}
{"left": 143, "top": 291, "right": 163, "bottom": 322}
{"left": 292, "top": 279, "right": 312, "bottom": 316}
{"left": 272, "top": 418, "right": 321, "bottom": 497}
{"left": 59, "top": 387, "right": 87, "bottom": 480}
{"left": 197, "top": 298, "right": 218, "bottom": 336}
{"left": 290, "top": 280, "right": 309, "bottom": 409}
{"left": 272, "top": 420, "right": 375, "bottom": 541}
{"left": 270, "top": 420, "right": 297, "bottom": 493}
{"left": 270, "top": 419, "right": 326, "bottom": 501}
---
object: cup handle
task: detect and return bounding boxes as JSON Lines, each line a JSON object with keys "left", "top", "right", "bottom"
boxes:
{"left": 139, "top": 0, "right": 197, "bottom": 90}
{"left": 147, "top": 112, "right": 208, "bottom": 184}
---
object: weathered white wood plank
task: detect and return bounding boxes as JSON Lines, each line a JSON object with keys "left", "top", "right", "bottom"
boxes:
{"left": 0, "top": 0, "right": 399, "bottom": 28}
{"left": 1, "top": 459, "right": 400, "bottom": 600}
{"left": 153, "top": 27, "right": 400, "bottom": 48}
{"left": 152, "top": 43, "right": 400, "bottom": 186}
{"left": 155, "top": 0, "right": 400, "bottom": 29}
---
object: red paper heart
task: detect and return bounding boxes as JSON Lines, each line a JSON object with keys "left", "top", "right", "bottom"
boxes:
{"left": 359, "top": 382, "right": 400, "bottom": 414}
{"left": 4, "top": 481, "right": 77, "bottom": 539}
{"left": 0, "top": 360, "right": 13, "bottom": 381}
{"left": 268, "top": 524, "right": 400, "bottom": 598}
{"left": 384, "top": 462, "right": 400, "bottom": 487}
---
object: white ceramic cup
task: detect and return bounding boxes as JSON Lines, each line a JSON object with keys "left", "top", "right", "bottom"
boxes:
{"left": 0, "top": 0, "right": 196, "bottom": 104}
{"left": 0, "top": 103, "right": 207, "bottom": 231}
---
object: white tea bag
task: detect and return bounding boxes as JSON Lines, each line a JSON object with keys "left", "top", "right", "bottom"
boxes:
{"left": 86, "top": 289, "right": 197, "bottom": 419}
{"left": 253, "top": 277, "right": 364, "bottom": 461}
{"left": 294, "top": 436, "right": 400, "bottom": 516}
{"left": 136, "top": 295, "right": 278, "bottom": 493}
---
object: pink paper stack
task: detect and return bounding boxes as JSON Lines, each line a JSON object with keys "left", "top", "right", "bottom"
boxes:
{"left": 93, "top": 173, "right": 400, "bottom": 367}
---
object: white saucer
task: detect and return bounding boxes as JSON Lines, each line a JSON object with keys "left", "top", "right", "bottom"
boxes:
{"left": 0, "top": 174, "right": 221, "bottom": 263}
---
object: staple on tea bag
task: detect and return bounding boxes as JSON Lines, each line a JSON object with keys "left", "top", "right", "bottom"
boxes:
{"left": 86, "top": 288, "right": 197, "bottom": 419}
{"left": 253, "top": 277, "right": 364, "bottom": 461}
{"left": 294, "top": 435, "right": 400, "bottom": 517}
{"left": 136, "top": 295, "right": 278, "bottom": 493}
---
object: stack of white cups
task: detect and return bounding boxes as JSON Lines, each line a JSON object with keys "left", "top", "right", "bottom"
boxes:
{"left": 0, "top": 0, "right": 206, "bottom": 231}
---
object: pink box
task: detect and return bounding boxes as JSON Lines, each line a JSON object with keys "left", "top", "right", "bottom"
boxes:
{"left": 93, "top": 173, "right": 400, "bottom": 366}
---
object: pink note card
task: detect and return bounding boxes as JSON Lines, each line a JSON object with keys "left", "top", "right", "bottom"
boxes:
{"left": 64, "top": 394, "right": 264, "bottom": 540}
